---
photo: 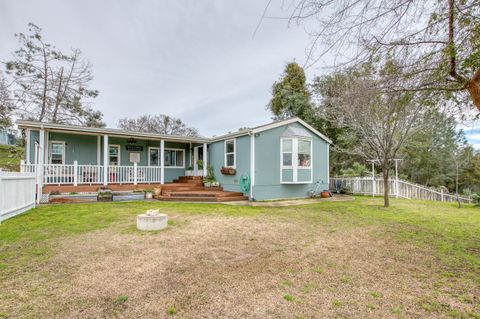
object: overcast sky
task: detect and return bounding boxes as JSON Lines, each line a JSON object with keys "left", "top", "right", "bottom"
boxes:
{"left": 1, "top": 0, "right": 479, "bottom": 147}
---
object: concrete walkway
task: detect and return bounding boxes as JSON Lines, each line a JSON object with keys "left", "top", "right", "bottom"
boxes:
{"left": 225, "top": 194, "right": 354, "bottom": 207}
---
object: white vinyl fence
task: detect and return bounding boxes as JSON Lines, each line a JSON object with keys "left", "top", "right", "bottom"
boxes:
{"left": 0, "top": 170, "right": 36, "bottom": 223}
{"left": 330, "top": 177, "right": 472, "bottom": 204}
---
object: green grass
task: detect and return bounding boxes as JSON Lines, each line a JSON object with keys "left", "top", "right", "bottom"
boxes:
{"left": 113, "top": 295, "right": 129, "bottom": 305}
{"left": 0, "top": 197, "right": 479, "bottom": 284}
{"left": 0, "top": 144, "right": 23, "bottom": 171}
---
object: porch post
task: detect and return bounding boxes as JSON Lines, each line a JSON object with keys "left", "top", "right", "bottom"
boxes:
{"left": 160, "top": 139, "right": 164, "bottom": 184}
{"left": 38, "top": 129, "right": 45, "bottom": 202}
{"left": 133, "top": 162, "right": 138, "bottom": 185}
{"left": 203, "top": 143, "right": 207, "bottom": 177}
{"left": 73, "top": 161, "right": 78, "bottom": 186}
{"left": 103, "top": 135, "right": 109, "bottom": 185}
{"left": 97, "top": 136, "right": 101, "bottom": 165}
{"left": 25, "top": 128, "right": 31, "bottom": 164}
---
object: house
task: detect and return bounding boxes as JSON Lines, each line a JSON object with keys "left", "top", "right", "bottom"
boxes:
{"left": 17, "top": 117, "right": 331, "bottom": 201}
{"left": 0, "top": 129, "right": 16, "bottom": 146}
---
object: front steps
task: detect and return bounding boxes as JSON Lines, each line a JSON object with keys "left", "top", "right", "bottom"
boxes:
{"left": 156, "top": 176, "right": 248, "bottom": 202}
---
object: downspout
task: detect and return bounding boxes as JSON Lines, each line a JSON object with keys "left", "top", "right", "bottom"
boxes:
{"left": 248, "top": 130, "right": 255, "bottom": 200}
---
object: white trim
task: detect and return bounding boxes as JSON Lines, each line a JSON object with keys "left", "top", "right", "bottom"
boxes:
{"left": 253, "top": 118, "right": 332, "bottom": 144}
{"left": 280, "top": 136, "right": 312, "bottom": 184}
{"left": 97, "top": 136, "right": 101, "bottom": 165}
{"left": 224, "top": 138, "right": 236, "bottom": 168}
{"left": 108, "top": 144, "right": 121, "bottom": 166}
{"left": 202, "top": 143, "right": 207, "bottom": 176}
{"left": 160, "top": 140, "right": 164, "bottom": 184}
{"left": 25, "top": 129, "right": 31, "bottom": 164}
{"left": 250, "top": 134, "right": 255, "bottom": 199}
{"left": 48, "top": 140, "right": 66, "bottom": 164}
{"left": 164, "top": 148, "right": 186, "bottom": 168}
{"left": 148, "top": 147, "right": 160, "bottom": 167}
{"left": 103, "top": 135, "right": 108, "bottom": 185}
{"left": 327, "top": 144, "right": 330, "bottom": 184}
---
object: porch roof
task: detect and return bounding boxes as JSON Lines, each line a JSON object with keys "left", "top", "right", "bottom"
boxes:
{"left": 16, "top": 120, "right": 210, "bottom": 143}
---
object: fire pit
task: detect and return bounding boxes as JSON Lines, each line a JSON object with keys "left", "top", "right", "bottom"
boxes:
{"left": 136, "top": 210, "right": 168, "bottom": 231}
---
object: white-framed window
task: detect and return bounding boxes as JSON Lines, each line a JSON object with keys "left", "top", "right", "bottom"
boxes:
{"left": 224, "top": 139, "right": 236, "bottom": 168}
{"left": 164, "top": 148, "right": 185, "bottom": 168}
{"left": 281, "top": 139, "right": 293, "bottom": 167}
{"left": 280, "top": 137, "right": 313, "bottom": 183}
{"left": 49, "top": 141, "right": 65, "bottom": 164}
{"left": 148, "top": 147, "right": 159, "bottom": 166}
{"left": 298, "top": 139, "right": 311, "bottom": 168}
{"left": 109, "top": 145, "right": 120, "bottom": 166}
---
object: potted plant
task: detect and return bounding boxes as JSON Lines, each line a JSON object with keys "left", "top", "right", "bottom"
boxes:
{"left": 144, "top": 189, "right": 153, "bottom": 199}
{"left": 220, "top": 166, "right": 236, "bottom": 175}
{"left": 204, "top": 164, "right": 216, "bottom": 187}
{"left": 197, "top": 160, "right": 203, "bottom": 171}
{"left": 185, "top": 166, "right": 194, "bottom": 176}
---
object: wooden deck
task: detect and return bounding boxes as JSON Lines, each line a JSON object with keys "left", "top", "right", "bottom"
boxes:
{"left": 43, "top": 176, "right": 249, "bottom": 202}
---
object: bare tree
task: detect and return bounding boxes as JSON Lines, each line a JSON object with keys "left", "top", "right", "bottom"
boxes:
{"left": 264, "top": 0, "right": 480, "bottom": 113}
{"left": 0, "top": 75, "right": 14, "bottom": 128}
{"left": 118, "top": 114, "right": 199, "bottom": 137}
{"left": 4, "top": 23, "right": 104, "bottom": 127}
{"left": 314, "top": 61, "right": 424, "bottom": 207}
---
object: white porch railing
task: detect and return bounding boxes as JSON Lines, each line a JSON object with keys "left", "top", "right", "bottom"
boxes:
{"left": 330, "top": 177, "right": 472, "bottom": 204}
{"left": 20, "top": 162, "right": 164, "bottom": 185}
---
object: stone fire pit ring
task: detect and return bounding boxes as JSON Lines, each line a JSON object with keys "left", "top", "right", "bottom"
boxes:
{"left": 136, "top": 210, "right": 168, "bottom": 231}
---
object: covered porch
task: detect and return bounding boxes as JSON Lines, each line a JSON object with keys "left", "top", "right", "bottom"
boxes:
{"left": 18, "top": 121, "right": 210, "bottom": 193}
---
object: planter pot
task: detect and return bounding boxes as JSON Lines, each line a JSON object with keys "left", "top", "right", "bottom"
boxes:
{"left": 320, "top": 191, "right": 330, "bottom": 198}
{"left": 185, "top": 170, "right": 194, "bottom": 176}
{"left": 204, "top": 182, "right": 212, "bottom": 187}
{"left": 145, "top": 192, "right": 153, "bottom": 199}
{"left": 153, "top": 187, "right": 162, "bottom": 197}
{"left": 220, "top": 167, "right": 236, "bottom": 175}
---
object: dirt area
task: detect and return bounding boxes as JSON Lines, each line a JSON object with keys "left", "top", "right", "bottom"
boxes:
{"left": 1, "top": 212, "right": 476, "bottom": 318}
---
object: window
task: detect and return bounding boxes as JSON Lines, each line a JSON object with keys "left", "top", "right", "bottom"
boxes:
{"left": 165, "top": 149, "right": 184, "bottom": 168}
{"left": 149, "top": 147, "right": 159, "bottom": 166}
{"left": 282, "top": 139, "right": 292, "bottom": 167}
{"left": 280, "top": 137, "right": 313, "bottom": 183}
{"left": 50, "top": 141, "right": 65, "bottom": 164}
{"left": 224, "top": 139, "right": 235, "bottom": 167}
{"left": 109, "top": 145, "right": 120, "bottom": 165}
{"left": 298, "top": 140, "right": 311, "bottom": 168}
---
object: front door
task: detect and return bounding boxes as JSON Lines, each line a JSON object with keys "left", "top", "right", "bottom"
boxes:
{"left": 193, "top": 146, "right": 204, "bottom": 176}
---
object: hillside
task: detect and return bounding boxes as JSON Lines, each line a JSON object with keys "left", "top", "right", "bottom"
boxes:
{"left": 0, "top": 144, "right": 24, "bottom": 172}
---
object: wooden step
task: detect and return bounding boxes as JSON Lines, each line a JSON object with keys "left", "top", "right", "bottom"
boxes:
{"left": 156, "top": 195, "right": 248, "bottom": 202}
{"left": 178, "top": 176, "right": 203, "bottom": 180}
{"left": 172, "top": 179, "right": 204, "bottom": 185}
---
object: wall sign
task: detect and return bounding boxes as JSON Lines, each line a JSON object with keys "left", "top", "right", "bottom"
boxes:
{"left": 126, "top": 145, "right": 143, "bottom": 151}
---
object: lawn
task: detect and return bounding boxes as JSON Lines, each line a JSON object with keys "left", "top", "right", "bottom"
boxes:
{"left": 0, "top": 198, "right": 478, "bottom": 318}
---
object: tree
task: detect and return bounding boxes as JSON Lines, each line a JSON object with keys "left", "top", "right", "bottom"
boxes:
{"left": 315, "top": 61, "right": 425, "bottom": 207}
{"left": 4, "top": 23, "right": 104, "bottom": 127}
{"left": 0, "top": 75, "right": 14, "bottom": 128}
{"left": 267, "top": 62, "right": 314, "bottom": 120}
{"left": 117, "top": 114, "right": 199, "bottom": 137}
{"left": 267, "top": 0, "right": 480, "bottom": 113}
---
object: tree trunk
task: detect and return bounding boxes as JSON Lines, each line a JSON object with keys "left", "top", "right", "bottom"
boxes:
{"left": 39, "top": 51, "right": 48, "bottom": 122}
{"left": 52, "top": 67, "right": 64, "bottom": 123}
{"left": 382, "top": 165, "right": 390, "bottom": 207}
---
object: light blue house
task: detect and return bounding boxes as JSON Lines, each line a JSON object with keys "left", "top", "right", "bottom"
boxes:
{"left": 17, "top": 117, "right": 331, "bottom": 201}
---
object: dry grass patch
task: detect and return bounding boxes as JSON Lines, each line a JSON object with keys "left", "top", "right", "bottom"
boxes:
{"left": 0, "top": 199, "right": 479, "bottom": 318}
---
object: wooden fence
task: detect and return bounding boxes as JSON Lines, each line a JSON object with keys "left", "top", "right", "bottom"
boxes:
{"left": 329, "top": 177, "right": 472, "bottom": 204}
{"left": 0, "top": 170, "right": 36, "bottom": 223}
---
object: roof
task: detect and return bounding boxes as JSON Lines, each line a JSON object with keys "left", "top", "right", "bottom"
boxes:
{"left": 211, "top": 117, "right": 332, "bottom": 144}
{"left": 16, "top": 120, "right": 210, "bottom": 143}
{"left": 16, "top": 117, "right": 333, "bottom": 144}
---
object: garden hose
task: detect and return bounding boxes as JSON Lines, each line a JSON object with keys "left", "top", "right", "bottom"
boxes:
{"left": 239, "top": 174, "right": 250, "bottom": 194}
